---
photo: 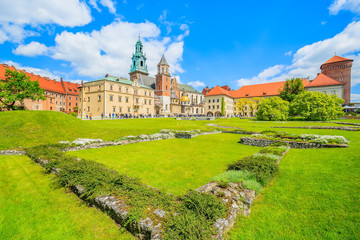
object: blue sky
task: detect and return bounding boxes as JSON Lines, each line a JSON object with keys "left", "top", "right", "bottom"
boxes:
{"left": 1, "top": 0, "right": 360, "bottom": 101}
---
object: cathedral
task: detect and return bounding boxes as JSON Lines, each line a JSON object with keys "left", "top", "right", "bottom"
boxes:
{"left": 78, "top": 36, "right": 204, "bottom": 118}
{"left": 129, "top": 36, "right": 205, "bottom": 115}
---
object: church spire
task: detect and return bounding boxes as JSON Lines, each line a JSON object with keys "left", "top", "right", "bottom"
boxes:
{"left": 130, "top": 35, "right": 148, "bottom": 76}
{"left": 158, "top": 54, "right": 169, "bottom": 66}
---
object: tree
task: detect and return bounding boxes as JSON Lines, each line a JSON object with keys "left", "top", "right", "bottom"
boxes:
{"left": 279, "top": 78, "right": 305, "bottom": 102}
{"left": 221, "top": 97, "right": 225, "bottom": 116}
{"left": 0, "top": 69, "right": 45, "bottom": 110}
{"left": 290, "top": 91, "right": 344, "bottom": 121}
{"left": 236, "top": 98, "right": 248, "bottom": 116}
{"left": 256, "top": 97, "right": 289, "bottom": 121}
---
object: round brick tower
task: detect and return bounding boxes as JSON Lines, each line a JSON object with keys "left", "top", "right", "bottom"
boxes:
{"left": 320, "top": 56, "right": 353, "bottom": 104}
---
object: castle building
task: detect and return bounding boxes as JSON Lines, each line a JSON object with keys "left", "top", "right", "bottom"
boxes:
{"left": 78, "top": 36, "right": 204, "bottom": 118}
{"left": 0, "top": 63, "right": 79, "bottom": 112}
{"left": 204, "top": 55, "right": 353, "bottom": 117}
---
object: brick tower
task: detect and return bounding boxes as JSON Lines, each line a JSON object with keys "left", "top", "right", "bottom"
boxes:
{"left": 155, "top": 54, "right": 171, "bottom": 113}
{"left": 320, "top": 56, "right": 353, "bottom": 104}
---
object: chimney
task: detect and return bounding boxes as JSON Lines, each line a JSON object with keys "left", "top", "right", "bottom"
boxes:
{"left": 105, "top": 73, "right": 109, "bottom": 77}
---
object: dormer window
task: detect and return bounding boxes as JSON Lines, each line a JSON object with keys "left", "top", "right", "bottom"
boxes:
{"left": 245, "top": 94, "right": 249, "bottom": 97}
{"left": 263, "top": 92, "right": 267, "bottom": 95}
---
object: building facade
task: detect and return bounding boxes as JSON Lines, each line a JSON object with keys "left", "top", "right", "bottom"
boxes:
{"left": 0, "top": 63, "right": 79, "bottom": 112}
{"left": 204, "top": 55, "right": 353, "bottom": 117}
{"left": 78, "top": 75, "right": 154, "bottom": 118}
{"left": 205, "top": 86, "right": 234, "bottom": 117}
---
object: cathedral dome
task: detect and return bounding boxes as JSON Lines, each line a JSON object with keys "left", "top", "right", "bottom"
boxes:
{"left": 180, "top": 93, "right": 190, "bottom": 102}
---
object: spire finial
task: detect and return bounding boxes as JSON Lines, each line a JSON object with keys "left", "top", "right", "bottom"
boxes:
{"left": 138, "top": 33, "right": 140, "bottom": 40}
{"left": 334, "top": 50, "right": 336, "bottom": 56}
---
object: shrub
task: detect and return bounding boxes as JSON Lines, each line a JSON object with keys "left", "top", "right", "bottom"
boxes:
{"left": 69, "top": 112, "right": 77, "bottom": 117}
{"left": 243, "top": 180, "right": 262, "bottom": 193}
{"left": 228, "top": 156, "right": 279, "bottom": 185}
{"left": 290, "top": 91, "right": 344, "bottom": 120}
{"left": 269, "top": 141, "right": 288, "bottom": 147}
{"left": 252, "top": 153, "right": 279, "bottom": 162}
{"left": 259, "top": 147, "right": 285, "bottom": 156}
{"left": 164, "top": 191, "right": 227, "bottom": 239}
{"left": 256, "top": 97, "right": 289, "bottom": 121}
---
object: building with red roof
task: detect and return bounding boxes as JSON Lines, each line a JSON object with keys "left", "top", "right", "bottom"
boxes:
{"left": 203, "top": 55, "right": 352, "bottom": 117}
{"left": 0, "top": 63, "right": 79, "bottom": 112}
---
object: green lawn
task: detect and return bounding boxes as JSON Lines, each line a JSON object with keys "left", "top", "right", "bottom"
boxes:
{"left": 0, "top": 155, "right": 134, "bottom": 240}
{"left": 1, "top": 111, "right": 359, "bottom": 239}
{"left": 229, "top": 129, "right": 360, "bottom": 239}
{"left": 68, "top": 133, "right": 261, "bottom": 196}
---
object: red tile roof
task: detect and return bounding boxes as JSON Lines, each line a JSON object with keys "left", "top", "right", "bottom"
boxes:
{"left": 230, "top": 79, "right": 310, "bottom": 98}
{"left": 205, "top": 85, "right": 232, "bottom": 97}
{"left": 322, "top": 55, "right": 352, "bottom": 65}
{"left": 63, "top": 80, "right": 80, "bottom": 95}
{"left": 0, "top": 63, "right": 79, "bottom": 95}
{"left": 220, "top": 85, "right": 231, "bottom": 91}
{"left": 307, "top": 73, "right": 344, "bottom": 87}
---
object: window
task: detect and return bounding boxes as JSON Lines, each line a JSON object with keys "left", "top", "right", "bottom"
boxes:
{"left": 76, "top": 97, "right": 78, "bottom": 100}
{"left": 69, "top": 96, "right": 72, "bottom": 100}
{"left": 208, "top": 100, "right": 211, "bottom": 103}
{"left": 98, "top": 95, "right": 102, "bottom": 101}
{"left": 217, "top": 99, "right": 219, "bottom": 102}
{"left": 56, "top": 94, "right": 58, "bottom": 97}
{"left": 133, "top": 61, "right": 135, "bottom": 66}
{"left": 162, "top": 67, "right": 164, "bottom": 73}
{"left": 50, "top": 107, "right": 53, "bottom": 110}
{"left": 98, "top": 85, "right": 101, "bottom": 90}
{"left": 87, "top": 106, "right": 90, "bottom": 112}
{"left": 136, "top": 98, "right": 139, "bottom": 103}
{"left": 145, "top": 91, "right": 147, "bottom": 96}
{"left": 110, "top": 85, "right": 113, "bottom": 90}
{"left": 128, "top": 107, "right": 130, "bottom": 112}
{"left": 113, "top": 107, "right": 116, "bottom": 112}
{"left": 69, "top": 102, "right": 72, "bottom": 106}
{"left": 118, "top": 96, "right": 122, "bottom": 102}
{"left": 332, "top": 90, "right": 336, "bottom": 95}
{"left": 126, "top": 88, "right": 129, "bottom": 93}
{"left": 76, "top": 103, "right": 78, "bottom": 106}
{"left": 141, "top": 61, "right": 143, "bottom": 67}
{"left": 119, "top": 107, "right": 122, "bottom": 112}
{"left": 126, "top": 97, "right": 129, "bottom": 102}
{"left": 212, "top": 105, "right": 215, "bottom": 109}
{"left": 87, "top": 97, "right": 90, "bottom": 102}
{"left": 69, "top": 108, "right": 71, "bottom": 111}
{"left": 149, "top": 92, "right": 151, "bottom": 97}
{"left": 340, "top": 78, "right": 343, "bottom": 81}
{"left": 119, "top": 87, "right": 122, "bottom": 92}
{"left": 208, "top": 106, "right": 210, "bottom": 109}
{"left": 56, "top": 101, "right": 58, "bottom": 104}
{"left": 147, "top": 108, "right": 149, "bottom": 113}
{"left": 217, "top": 105, "right": 219, "bottom": 109}
{"left": 212, "top": 99, "right": 215, "bottom": 103}
{"left": 149, "top": 100, "right": 152, "bottom": 105}
{"left": 144, "top": 99, "right": 147, "bottom": 104}
{"left": 166, "top": 85, "right": 168, "bottom": 90}
{"left": 110, "top": 95, "right": 113, "bottom": 101}
{"left": 134, "top": 90, "right": 138, "bottom": 94}
{"left": 50, "top": 99, "right": 53, "bottom": 103}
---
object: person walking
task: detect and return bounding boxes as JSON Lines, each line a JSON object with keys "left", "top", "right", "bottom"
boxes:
{"left": 89, "top": 113, "right": 92, "bottom": 120}
{"left": 101, "top": 113, "right": 104, "bottom": 119}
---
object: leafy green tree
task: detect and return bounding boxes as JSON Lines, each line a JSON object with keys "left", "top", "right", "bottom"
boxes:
{"left": 221, "top": 97, "right": 225, "bottom": 116}
{"left": 256, "top": 97, "right": 289, "bottom": 121}
{"left": 236, "top": 98, "right": 248, "bottom": 116}
{"left": 290, "top": 91, "right": 344, "bottom": 121}
{"left": 279, "top": 78, "right": 305, "bottom": 102}
{"left": 0, "top": 69, "right": 45, "bottom": 110}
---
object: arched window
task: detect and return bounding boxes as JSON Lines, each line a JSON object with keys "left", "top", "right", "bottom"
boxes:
{"left": 141, "top": 61, "right": 143, "bottom": 67}
{"left": 133, "top": 61, "right": 136, "bottom": 66}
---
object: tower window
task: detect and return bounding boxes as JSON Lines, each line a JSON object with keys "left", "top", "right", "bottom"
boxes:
{"left": 162, "top": 67, "right": 164, "bottom": 73}
{"left": 134, "top": 61, "right": 135, "bottom": 66}
{"left": 141, "top": 61, "right": 143, "bottom": 67}
{"left": 340, "top": 78, "right": 343, "bottom": 81}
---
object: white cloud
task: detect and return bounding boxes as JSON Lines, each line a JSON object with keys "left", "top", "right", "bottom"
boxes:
{"left": 237, "top": 65, "right": 285, "bottom": 87}
{"left": 284, "top": 50, "right": 293, "bottom": 56}
{"left": 351, "top": 93, "right": 360, "bottom": 101}
{"left": 329, "top": 0, "right": 360, "bottom": 15}
{"left": 13, "top": 41, "right": 49, "bottom": 56}
{"left": 3, "top": 60, "right": 61, "bottom": 80}
{"left": 42, "top": 19, "right": 186, "bottom": 78}
{"left": 236, "top": 20, "right": 360, "bottom": 88}
{"left": 137, "top": 4, "right": 144, "bottom": 10}
{"left": 321, "top": 21, "right": 327, "bottom": 25}
{"left": 88, "top": 0, "right": 117, "bottom": 14}
{"left": 188, "top": 80, "right": 205, "bottom": 88}
{"left": 0, "top": 0, "right": 92, "bottom": 43}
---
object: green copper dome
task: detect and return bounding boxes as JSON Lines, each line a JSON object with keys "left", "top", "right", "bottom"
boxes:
{"left": 130, "top": 35, "right": 148, "bottom": 74}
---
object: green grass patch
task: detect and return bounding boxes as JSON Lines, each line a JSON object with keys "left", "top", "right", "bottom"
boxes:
{"left": 211, "top": 170, "right": 262, "bottom": 192}
{"left": 68, "top": 134, "right": 261, "bottom": 196}
{"left": 0, "top": 155, "right": 133, "bottom": 240}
